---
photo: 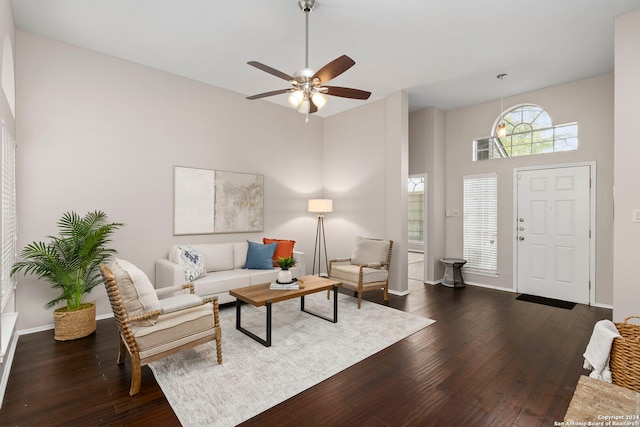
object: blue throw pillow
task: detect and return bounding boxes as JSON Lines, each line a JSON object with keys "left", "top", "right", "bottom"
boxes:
{"left": 245, "top": 241, "right": 277, "bottom": 270}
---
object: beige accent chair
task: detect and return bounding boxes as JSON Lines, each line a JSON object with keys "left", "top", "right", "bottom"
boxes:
{"left": 328, "top": 237, "right": 393, "bottom": 308}
{"left": 100, "top": 259, "right": 222, "bottom": 396}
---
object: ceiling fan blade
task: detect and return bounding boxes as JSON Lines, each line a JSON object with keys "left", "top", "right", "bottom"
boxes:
{"left": 324, "top": 86, "right": 372, "bottom": 100}
{"left": 246, "top": 89, "right": 290, "bottom": 100}
{"left": 309, "top": 101, "right": 318, "bottom": 114}
{"left": 312, "top": 55, "right": 355, "bottom": 84}
{"left": 247, "top": 61, "right": 293, "bottom": 81}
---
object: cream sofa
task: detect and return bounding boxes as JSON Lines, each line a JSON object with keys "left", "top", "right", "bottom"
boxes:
{"left": 155, "top": 241, "right": 305, "bottom": 304}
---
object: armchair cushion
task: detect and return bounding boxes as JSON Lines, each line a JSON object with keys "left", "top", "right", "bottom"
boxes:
{"left": 351, "top": 236, "right": 391, "bottom": 266}
{"left": 170, "top": 245, "right": 207, "bottom": 282}
{"left": 158, "top": 293, "right": 204, "bottom": 314}
{"left": 244, "top": 241, "right": 277, "bottom": 269}
{"left": 263, "top": 238, "right": 296, "bottom": 266}
{"left": 330, "top": 264, "right": 389, "bottom": 285}
{"left": 110, "top": 258, "right": 161, "bottom": 326}
{"left": 131, "top": 303, "right": 215, "bottom": 359}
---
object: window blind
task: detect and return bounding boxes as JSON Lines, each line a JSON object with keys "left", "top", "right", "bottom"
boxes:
{"left": 463, "top": 173, "right": 497, "bottom": 274}
{"left": 1, "top": 123, "right": 16, "bottom": 312}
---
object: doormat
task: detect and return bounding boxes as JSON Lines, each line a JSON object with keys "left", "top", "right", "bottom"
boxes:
{"left": 516, "top": 294, "right": 576, "bottom": 310}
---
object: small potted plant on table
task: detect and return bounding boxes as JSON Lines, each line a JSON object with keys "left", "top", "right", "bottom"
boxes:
{"left": 11, "top": 210, "right": 123, "bottom": 341}
{"left": 276, "top": 256, "right": 297, "bottom": 284}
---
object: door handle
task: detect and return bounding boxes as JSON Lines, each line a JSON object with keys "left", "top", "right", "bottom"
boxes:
{"left": 519, "top": 218, "right": 525, "bottom": 222}
{"left": 519, "top": 236, "right": 525, "bottom": 241}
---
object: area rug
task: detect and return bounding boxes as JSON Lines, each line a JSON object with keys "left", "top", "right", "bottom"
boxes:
{"left": 516, "top": 293, "right": 577, "bottom": 309}
{"left": 149, "top": 292, "right": 435, "bottom": 426}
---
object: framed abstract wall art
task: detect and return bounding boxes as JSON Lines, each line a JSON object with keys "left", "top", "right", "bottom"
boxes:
{"left": 173, "top": 166, "right": 264, "bottom": 235}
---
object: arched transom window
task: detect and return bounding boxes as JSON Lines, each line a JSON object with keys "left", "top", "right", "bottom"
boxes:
{"left": 474, "top": 104, "right": 578, "bottom": 161}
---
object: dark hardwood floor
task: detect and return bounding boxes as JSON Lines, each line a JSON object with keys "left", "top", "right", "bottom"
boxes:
{"left": 0, "top": 280, "right": 611, "bottom": 426}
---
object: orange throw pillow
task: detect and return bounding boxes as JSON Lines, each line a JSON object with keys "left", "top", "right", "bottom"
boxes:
{"left": 263, "top": 238, "right": 296, "bottom": 267}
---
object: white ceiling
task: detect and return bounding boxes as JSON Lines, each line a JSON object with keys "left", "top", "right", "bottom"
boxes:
{"left": 11, "top": 0, "right": 640, "bottom": 117}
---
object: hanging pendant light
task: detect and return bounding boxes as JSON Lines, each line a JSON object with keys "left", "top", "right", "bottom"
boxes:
{"left": 497, "top": 73, "right": 508, "bottom": 138}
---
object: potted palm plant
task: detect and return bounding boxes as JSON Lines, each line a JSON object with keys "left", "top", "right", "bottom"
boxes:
{"left": 276, "top": 256, "right": 297, "bottom": 284}
{"left": 11, "top": 210, "right": 123, "bottom": 341}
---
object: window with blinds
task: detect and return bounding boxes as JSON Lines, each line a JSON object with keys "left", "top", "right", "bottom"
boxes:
{"left": 463, "top": 173, "right": 498, "bottom": 274}
{"left": 1, "top": 123, "right": 16, "bottom": 312}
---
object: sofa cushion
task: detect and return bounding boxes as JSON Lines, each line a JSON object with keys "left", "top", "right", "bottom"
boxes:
{"left": 172, "top": 245, "right": 207, "bottom": 282}
{"left": 232, "top": 241, "right": 249, "bottom": 269}
{"left": 110, "top": 258, "right": 161, "bottom": 326}
{"left": 263, "top": 238, "right": 296, "bottom": 267}
{"left": 192, "top": 269, "right": 254, "bottom": 295}
{"left": 351, "top": 236, "right": 390, "bottom": 266}
{"left": 190, "top": 243, "right": 234, "bottom": 272}
{"left": 245, "top": 241, "right": 277, "bottom": 269}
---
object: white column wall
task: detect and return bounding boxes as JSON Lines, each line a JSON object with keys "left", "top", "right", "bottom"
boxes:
{"left": 613, "top": 9, "right": 640, "bottom": 321}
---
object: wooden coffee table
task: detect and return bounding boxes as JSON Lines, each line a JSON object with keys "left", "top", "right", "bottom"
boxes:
{"left": 229, "top": 275, "right": 340, "bottom": 347}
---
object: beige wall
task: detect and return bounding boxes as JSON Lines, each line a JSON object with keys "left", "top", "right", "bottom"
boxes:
{"left": 14, "top": 31, "right": 325, "bottom": 330}
{"left": 441, "top": 73, "right": 614, "bottom": 305}
{"left": 322, "top": 92, "right": 408, "bottom": 294}
{"left": 613, "top": 9, "right": 640, "bottom": 321}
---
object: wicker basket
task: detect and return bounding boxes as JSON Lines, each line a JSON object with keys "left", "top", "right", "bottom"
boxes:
{"left": 610, "top": 316, "right": 640, "bottom": 392}
{"left": 53, "top": 302, "right": 96, "bottom": 341}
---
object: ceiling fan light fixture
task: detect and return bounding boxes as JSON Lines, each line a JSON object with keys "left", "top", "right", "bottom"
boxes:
{"left": 311, "top": 92, "right": 327, "bottom": 109}
{"left": 298, "top": 98, "right": 311, "bottom": 114}
{"left": 288, "top": 90, "right": 304, "bottom": 107}
{"left": 246, "top": 0, "right": 370, "bottom": 122}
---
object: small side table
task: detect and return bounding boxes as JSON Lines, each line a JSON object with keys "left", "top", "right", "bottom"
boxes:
{"left": 440, "top": 258, "right": 467, "bottom": 288}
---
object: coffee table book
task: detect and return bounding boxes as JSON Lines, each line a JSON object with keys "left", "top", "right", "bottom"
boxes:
{"left": 269, "top": 280, "right": 299, "bottom": 290}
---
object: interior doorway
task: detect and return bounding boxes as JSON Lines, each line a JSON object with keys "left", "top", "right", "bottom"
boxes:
{"left": 408, "top": 174, "right": 426, "bottom": 282}
{"left": 408, "top": 175, "right": 425, "bottom": 252}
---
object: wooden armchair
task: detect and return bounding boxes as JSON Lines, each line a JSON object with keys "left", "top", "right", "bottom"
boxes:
{"left": 328, "top": 237, "right": 393, "bottom": 308}
{"left": 100, "top": 259, "right": 222, "bottom": 395}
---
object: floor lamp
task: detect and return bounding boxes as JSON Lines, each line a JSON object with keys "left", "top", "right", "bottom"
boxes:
{"left": 308, "top": 199, "right": 333, "bottom": 277}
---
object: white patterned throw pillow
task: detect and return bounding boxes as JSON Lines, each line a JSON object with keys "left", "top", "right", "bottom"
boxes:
{"left": 175, "top": 245, "right": 207, "bottom": 282}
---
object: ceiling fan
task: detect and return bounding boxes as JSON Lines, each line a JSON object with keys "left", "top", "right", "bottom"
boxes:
{"left": 246, "top": 0, "right": 371, "bottom": 122}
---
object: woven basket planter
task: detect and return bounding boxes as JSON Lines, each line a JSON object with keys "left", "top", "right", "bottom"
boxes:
{"left": 611, "top": 316, "right": 640, "bottom": 392}
{"left": 53, "top": 302, "right": 96, "bottom": 341}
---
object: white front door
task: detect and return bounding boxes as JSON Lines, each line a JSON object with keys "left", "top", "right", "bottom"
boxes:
{"left": 516, "top": 166, "right": 591, "bottom": 304}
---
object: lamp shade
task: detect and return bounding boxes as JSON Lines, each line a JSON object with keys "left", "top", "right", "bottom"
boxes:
{"left": 308, "top": 199, "right": 333, "bottom": 213}
{"left": 288, "top": 90, "right": 304, "bottom": 107}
